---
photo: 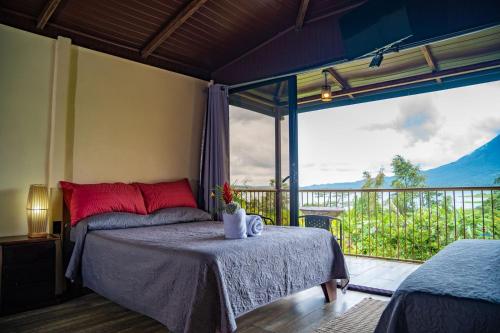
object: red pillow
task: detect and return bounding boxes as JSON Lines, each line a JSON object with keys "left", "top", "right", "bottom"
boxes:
{"left": 60, "top": 181, "right": 76, "bottom": 208}
{"left": 135, "top": 179, "right": 197, "bottom": 213}
{"left": 67, "top": 183, "right": 147, "bottom": 226}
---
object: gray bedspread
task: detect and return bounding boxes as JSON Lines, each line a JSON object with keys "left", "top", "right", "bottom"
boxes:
{"left": 66, "top": 208, "right": 349, "bottom": 333}
{"left": 375, "top": 240, "right": 500, "bottom": 333}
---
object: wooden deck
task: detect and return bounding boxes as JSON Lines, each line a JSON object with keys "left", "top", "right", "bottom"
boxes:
{"left": 345, "top": 256, "right": 421, "bottom": 291}
{"left": 236, "top": 256, "right": 420, "bottom": 332}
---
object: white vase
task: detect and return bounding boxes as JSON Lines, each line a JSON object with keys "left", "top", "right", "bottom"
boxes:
{"left": 223, "top": 208, "right": 247, "bottom": 239}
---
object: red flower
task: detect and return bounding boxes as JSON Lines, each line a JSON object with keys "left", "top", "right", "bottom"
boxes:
{"left": 222, "top": 182, "right": 233, "bottom": 204}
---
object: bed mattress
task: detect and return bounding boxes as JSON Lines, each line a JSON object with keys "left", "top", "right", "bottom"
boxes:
{"left": 66, "top": 208, "right": 349, "bottom": 333}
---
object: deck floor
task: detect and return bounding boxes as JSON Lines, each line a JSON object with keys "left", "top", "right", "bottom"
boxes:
{"left": 345, "top": 256, "right": 421, "bottom": 291}
{"left": 236, "top": 256, "right": 420, "bottom": 332}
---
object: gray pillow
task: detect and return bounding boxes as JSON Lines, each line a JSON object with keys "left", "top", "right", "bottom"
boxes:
{"left": 78, "top": 207, "right": 213, "bottom": 233}
{"left": 151, "top": 207, "right": 213, "bottom": 224}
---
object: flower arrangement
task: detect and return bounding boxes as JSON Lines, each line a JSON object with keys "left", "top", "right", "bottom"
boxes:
{"left": 213, "top": 182, "right": 241, "bottom": 215}
{"left": 213, "top": 182, "right": 247, "bottom": 239}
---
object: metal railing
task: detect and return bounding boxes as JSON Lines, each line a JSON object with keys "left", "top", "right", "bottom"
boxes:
{"left": 237, "top": 187, "right": 500, "bottom": 262}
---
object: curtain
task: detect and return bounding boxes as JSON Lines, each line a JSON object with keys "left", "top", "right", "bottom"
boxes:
{"left": 199, "top": 84, "right": 229, "bottom": 215}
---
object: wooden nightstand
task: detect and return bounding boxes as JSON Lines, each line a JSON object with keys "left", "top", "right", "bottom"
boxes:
{"left": 0, "top": 235, "right": 58, "bottom": 315}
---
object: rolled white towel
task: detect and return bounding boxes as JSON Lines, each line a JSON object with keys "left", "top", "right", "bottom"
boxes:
{"left": 246, "top": 215, "right": 264, "bottom": 236}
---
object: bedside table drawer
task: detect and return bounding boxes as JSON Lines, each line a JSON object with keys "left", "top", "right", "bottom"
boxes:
{"left": 3, "top": 242, "right": 55, "bottom": 265}
{"left": 3, "top": 263, "right": 55, "bottom": 286}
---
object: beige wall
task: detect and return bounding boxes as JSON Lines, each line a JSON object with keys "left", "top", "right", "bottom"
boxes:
{"left": 72, "top": 48, "right": 205, "bottom": 184}
{"left": 0, "top": 25, "right": 54, "bottom": 237}
{"left": 0, "top": 24, "right": 207, "bottom": 237}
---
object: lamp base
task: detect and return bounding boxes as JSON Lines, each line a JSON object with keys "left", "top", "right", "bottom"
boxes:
{"left": 28, "top": 232, "right": 48, "bottom": 238}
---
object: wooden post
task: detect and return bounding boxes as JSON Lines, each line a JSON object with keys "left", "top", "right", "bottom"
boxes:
{"left": 321, "top": 280, "right": 337, "bottom": 302}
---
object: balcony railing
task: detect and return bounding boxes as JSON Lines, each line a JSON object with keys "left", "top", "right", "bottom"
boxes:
{"left": 237, "top": 187, "right": 500, "bottom": 262}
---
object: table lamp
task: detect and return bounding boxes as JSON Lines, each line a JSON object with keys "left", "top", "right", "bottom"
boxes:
{"left": 26, "top": 184, "right": 49, "bottom": 238}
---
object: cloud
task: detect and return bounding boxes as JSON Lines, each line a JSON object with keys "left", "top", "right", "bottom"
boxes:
{"left": 363, "top": 97, "right": 443, "bottom": 144}
{"left": 230, "top": 107, "right": 262, "bottom": 124}
{"left": 229, "top": 107, "right": 289, "bottom": 185}
{"left": 475, "top": 116, "right": 500, "bottom": 134}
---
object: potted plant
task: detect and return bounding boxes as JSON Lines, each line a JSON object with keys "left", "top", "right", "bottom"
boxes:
{"left": 214, "top": 182, "right": 247, "bottom": 239}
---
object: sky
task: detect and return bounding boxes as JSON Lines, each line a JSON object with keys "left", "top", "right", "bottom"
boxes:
{"left": 230, "top": 80, "right": 500, "bottom": 187}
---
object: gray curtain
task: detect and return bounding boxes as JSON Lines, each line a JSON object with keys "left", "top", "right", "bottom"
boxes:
{"left": 199, "top": 84, "right": 229, "bottom": 215}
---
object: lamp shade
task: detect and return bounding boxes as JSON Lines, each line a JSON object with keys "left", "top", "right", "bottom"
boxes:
{"left": 320, "top": 70, "right": 333, "bottom": 102}
{"left": 321, "top": 84, "right": 332, "bottom": 102}
{"left": 26, "top": 184, "right": 49, "bottom": 238}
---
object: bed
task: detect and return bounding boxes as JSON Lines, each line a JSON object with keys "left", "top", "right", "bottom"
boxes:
{"left": 375, "top": 239, "right": 500, "bottom": 333}
{"left": 64, "top": 207, "right": 349, "bottom": 333}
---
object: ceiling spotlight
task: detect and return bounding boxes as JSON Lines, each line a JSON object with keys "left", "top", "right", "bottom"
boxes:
{"left": 320, "top": 70, "right": 332, "bottom": 102}
{"left": 369, "top": 53, "right": 384, "bottom": 68}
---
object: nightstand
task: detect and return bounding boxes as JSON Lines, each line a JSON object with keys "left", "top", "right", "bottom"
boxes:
{"left": 0, "top": 235, "right": 58, "bottom": 315}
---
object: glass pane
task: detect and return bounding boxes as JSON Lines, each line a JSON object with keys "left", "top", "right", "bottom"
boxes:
{"left": 229, "top": 80, "right": 289, "bottom": 225}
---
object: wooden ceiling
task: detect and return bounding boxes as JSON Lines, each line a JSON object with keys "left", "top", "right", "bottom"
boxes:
{"left": 297, "top": 25, "right": 500, "bottom": 105}
{"left": 0, "top": 0, "right": 358, "bottom": 80}
{"left": 229, "top": 25, "right": 500, "bottom": 114}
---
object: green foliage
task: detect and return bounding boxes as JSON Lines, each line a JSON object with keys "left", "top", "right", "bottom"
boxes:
{"left": 225, "top": 202, "right": 241, "bottom": 214}
{"left": 391, "top": 155, "right": 426, "bottom": 188}
{"left": 235, "top": 155, "right": 499, "bottom": 262}
{"left": 212, "top": 182, "right": 242, "bottom": 214}
{"left": 238, "top": 186, "right": 500, "bottom": 261}
{"left": 362, "top": 168, "right": 385, "bottom": 189}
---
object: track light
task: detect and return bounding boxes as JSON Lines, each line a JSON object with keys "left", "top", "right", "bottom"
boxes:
{"left": 369, "top": 53, "right": 384, "bottom": 68}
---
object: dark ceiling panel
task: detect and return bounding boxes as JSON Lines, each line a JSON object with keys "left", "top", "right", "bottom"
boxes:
{"left": 1, "top": 0, "right": 364, "bottom": 79}
{"left": 53, "top": 0, "right": 168, "bottom": 48}
{"left": 306, "top": 0, "right": 358, "bottom": 20}
{"left": 2, "top": 0, "right": 499, "bottom": 84}
{"left": 156, "top": 0, "right": 300, "bottom": 70}
{"left": 0, "top": 0, "right": 46, "bottom": 17}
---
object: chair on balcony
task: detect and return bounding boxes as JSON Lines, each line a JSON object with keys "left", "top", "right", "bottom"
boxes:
{"left": 300, "top": 215, "right": 343, "bottom": 245}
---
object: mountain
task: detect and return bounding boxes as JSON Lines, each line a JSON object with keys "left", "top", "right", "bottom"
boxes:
{"left": 303, "top": 134, "right": 500, "bottom": 189}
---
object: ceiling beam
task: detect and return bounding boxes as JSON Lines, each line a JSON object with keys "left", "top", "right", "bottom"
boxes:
{"left": 326, "top": 68, "right": 354, "bottom": 99}
{"left": 420, "top": 45, "right": 442, "bottom": 83}
{"left": 295, "top": 0, "right": 310, "bottom": 31}
{"left": 326, "top": 68, "right": 349, "bottom": 89}
{"left": 36, "top": 0, "right": 62, "bottom": 29}
{"left": 141, "top": 0, "right": 209, "bottom": 59}
{"left": 299, "top": 59, "right": 500, "bottom": 104}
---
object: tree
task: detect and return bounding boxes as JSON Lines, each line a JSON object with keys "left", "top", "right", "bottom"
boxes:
{"left": 362, "top": 169, "right": 385, "bottom": 189}
{"left": 374, "top": 169, "right": 385, "bottom": 188}
{"left": 391, "top": 155, "right": 426, "bottom": 188}
{"left": 361, "top": 171, "right": 373, "bottom": 189}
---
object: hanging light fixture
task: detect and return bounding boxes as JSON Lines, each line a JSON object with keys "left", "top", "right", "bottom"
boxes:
{"left": 320, "top": 70, "right": 332, "bottom": 102}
